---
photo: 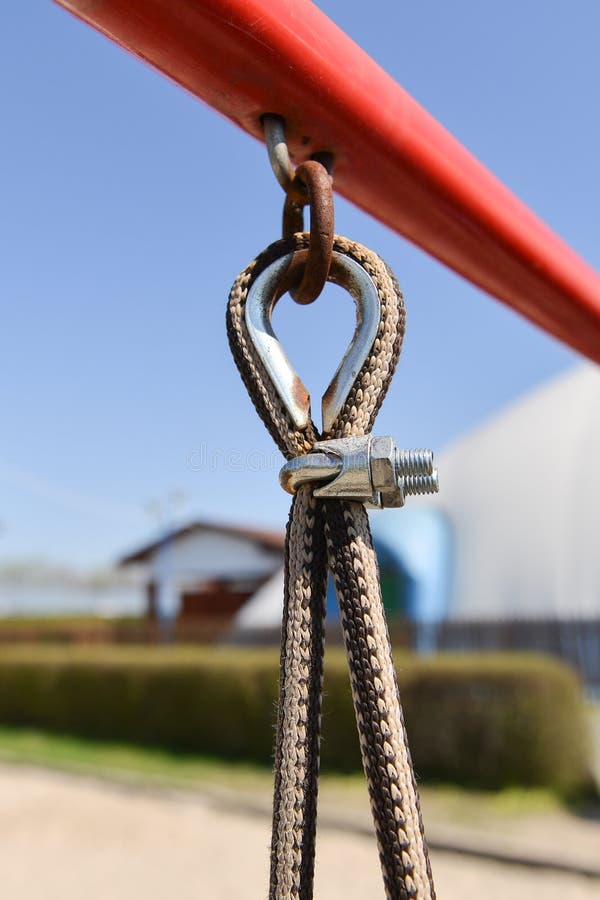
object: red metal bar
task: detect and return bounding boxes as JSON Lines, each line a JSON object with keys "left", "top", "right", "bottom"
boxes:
{"left": 54, "top": 0, "right": 600, "bottom": 362}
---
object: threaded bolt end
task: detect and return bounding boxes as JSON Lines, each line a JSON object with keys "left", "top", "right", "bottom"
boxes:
{"left": 395, "top": 448, "right": 434, "bottom": 477}
{"left": 402, "top": 471, "right": 439, "bottom": 497}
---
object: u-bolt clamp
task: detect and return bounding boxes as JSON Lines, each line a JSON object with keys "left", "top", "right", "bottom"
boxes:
{"left": 279, "top": 435, "right": 438, "bottom": 508}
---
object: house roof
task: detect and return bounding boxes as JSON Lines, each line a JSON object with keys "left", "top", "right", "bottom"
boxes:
{"left": 119, "top": 520, "right": 285, "bottom": 566}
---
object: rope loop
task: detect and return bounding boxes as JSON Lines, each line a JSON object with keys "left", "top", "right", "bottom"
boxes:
{"left": 227, "top": 236, "right": 435, "bottom": 900}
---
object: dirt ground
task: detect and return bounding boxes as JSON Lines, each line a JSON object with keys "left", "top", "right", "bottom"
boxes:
{"left": 0, "top": 765, "right": 597, "bottom": 899}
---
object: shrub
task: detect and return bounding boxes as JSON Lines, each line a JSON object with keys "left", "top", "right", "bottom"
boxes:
{"left": 0, "top": 645, "right": 591, "bottom": 791}
{"left": 398, "top": 654, "right": 591, "bottom": 792}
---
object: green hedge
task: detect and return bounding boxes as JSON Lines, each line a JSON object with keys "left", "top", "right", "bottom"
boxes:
{"left": 0, "top": 646, "right": 591, "bottom": 791}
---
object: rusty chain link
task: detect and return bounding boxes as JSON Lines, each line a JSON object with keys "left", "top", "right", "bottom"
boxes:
{"left": 263, "top": 114, "right": 334, "bottom": 305}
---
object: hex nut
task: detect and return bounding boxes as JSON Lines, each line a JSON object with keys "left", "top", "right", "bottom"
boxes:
{"left": 370, "top": 436, "right": 398, "bottom": 492}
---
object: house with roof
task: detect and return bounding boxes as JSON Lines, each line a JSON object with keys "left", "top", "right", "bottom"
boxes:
{"left": 119, "top": 522, "right": 285, "bottom": 630}
{"left": 119, "top": 511, "right": 451, "bottom": 639}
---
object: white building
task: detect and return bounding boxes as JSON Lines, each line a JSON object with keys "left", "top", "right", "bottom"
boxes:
{"left": 119, "top": 521, "right": 284, "bottom": 626}
{"left": 437, "top": 363, "right": 600, "bottom": 620}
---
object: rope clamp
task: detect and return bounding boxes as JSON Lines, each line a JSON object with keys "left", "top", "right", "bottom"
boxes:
{"left": 279, "top": 435, "right": 439, "bottom": 508}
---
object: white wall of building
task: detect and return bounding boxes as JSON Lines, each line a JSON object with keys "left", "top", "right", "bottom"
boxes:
{"left": 436, "top": 363, "right": 600, "bottom": 620}
{"left": 140, "top": 529, "right": 281, "bottom": 620}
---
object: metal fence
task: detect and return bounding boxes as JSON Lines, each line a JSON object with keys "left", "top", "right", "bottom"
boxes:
{"left": 233, "top": 617, "right": 600, "bottom": 689}
{"left": 426, "top": 617, "right": 600, "bottom": 689}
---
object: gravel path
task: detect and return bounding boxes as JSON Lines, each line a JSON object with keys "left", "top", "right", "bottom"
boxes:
{"left": 0, "top": 766, "right": 596, "bottom": 899}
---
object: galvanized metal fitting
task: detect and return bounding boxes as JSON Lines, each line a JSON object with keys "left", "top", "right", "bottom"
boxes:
{"left": 279, "top": 435, "right": 439, "bottom": 508}
{"left": 262, "top": 113, "right": 334, "bottom": 196}
{"left": 245, "top": 251, "right": 381, "bottom": 433}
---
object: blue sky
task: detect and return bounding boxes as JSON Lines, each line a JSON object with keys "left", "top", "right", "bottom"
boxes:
{"left": 1, "top": 1, "right": 599, "bottom": 568}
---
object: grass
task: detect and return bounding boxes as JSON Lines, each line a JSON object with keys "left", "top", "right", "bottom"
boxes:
{"left": 0, "top": 726, "right": 273, "bottom": 793}
{"left": 0, "top": 725, "right": 567, "bottom": 827}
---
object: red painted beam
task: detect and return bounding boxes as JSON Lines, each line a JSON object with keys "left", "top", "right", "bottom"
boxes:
{"left": 54, "top": 0, "right": 600, "bottom": 361}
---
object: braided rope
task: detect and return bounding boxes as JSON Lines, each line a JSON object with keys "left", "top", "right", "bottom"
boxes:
{"left": 227, "top": 233, "right": 435, "bottom": 899}
{"left": 270, "top": 486, "right": 327, "bottom": 899}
